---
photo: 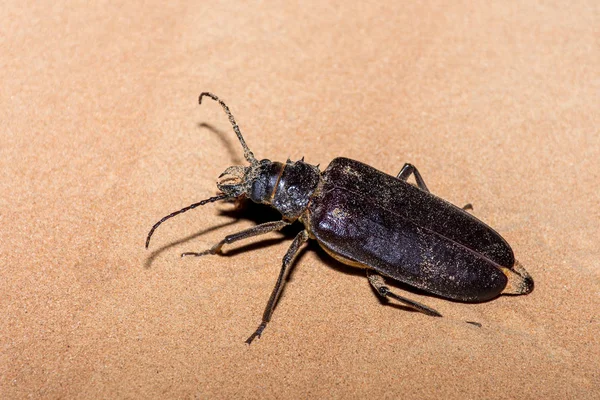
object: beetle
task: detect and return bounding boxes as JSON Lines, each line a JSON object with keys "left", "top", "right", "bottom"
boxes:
{"left": 146, "top": 92, "right": 534, "bottom": 344}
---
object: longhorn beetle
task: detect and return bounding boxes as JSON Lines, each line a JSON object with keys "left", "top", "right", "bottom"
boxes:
{"left": 146, "top": 92, "right": 534, "bottom": 344}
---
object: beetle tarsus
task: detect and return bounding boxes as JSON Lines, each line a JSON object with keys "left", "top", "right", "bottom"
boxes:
{"left": 181, "top": 250, "right": 212, "bottom": 257}
{"left": 246, "top": 322, "right": 267, "bottom": 344}
{"left": 462, "top": 203, "right": 474, "bottom": 211}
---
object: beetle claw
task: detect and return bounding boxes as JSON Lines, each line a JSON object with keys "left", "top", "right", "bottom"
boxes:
{"left": 246, "top": 322, "right": 267, "bottom": 344}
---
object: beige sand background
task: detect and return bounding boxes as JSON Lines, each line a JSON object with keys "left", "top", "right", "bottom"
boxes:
{"left": 1, "top": 1, "right": 599, "bottom": 398}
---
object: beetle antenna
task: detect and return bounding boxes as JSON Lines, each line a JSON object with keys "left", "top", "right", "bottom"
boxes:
{"left": 199, "top": 92, "right": 257, "bottom": 165}
{"left": 145, "top": 194, "right": 228, "bottom": 249}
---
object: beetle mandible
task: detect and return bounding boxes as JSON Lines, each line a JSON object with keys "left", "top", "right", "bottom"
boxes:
{"left": 146, "top": 92, "right": 534, "bottom": 344}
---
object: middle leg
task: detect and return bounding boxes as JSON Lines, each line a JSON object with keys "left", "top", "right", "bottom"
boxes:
{"left": 245, "top": 230, "right": 310, "bottom": 344}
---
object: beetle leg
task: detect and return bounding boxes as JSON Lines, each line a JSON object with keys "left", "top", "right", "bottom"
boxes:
{"left": 396, "top": 163, "right": 430, "bottom": 192}
{"left": 366, "top": 270, "right": 442, "bottom": 317}
{"left": 181, "top": 220, "right": 290, "bottom": 257}
{"left": 398, "top": 163, "right": 474, "bottom": 213}
{"left": 246, "top": 230, "right": 309, "bottom": 344}
{"left": 397, "top": 164, "right": 475, "bottom": 210}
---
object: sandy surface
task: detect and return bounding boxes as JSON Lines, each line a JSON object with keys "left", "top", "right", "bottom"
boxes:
{"left": 1, "top": 1, "right": 599, "bottom": 398}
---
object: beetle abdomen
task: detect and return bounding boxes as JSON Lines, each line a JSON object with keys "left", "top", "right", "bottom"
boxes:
{"left": 309, "top": 188, "right": 508, "bottom": 301}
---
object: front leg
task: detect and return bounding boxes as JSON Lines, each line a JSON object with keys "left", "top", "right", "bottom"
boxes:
{"left": 181, "top": 220, "right": 290, "bottom": 257}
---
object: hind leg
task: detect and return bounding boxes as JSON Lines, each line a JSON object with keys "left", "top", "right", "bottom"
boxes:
{"left": 367, "top": 270, "right": 442, "bottom": 317}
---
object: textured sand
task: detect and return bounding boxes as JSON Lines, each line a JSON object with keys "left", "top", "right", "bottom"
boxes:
{"left": 1, "top": 1, "right": 599, "bottom": 398}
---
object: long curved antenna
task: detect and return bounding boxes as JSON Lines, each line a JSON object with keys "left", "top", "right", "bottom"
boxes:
{"left": 145, "top": 194, "right": 228, "bottom": 249}
{"left": 199, "top": 92, "right": 257, "bottom": 164}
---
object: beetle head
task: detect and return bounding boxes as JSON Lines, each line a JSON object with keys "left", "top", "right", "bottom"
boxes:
{"left": 145, "top": 93, "right": 279, "bottom": 249}
{"left": 217, "top": 160, "right": 285, "bottom": 204}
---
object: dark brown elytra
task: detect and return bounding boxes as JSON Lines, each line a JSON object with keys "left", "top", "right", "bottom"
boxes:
{"left": 146, "top": 92, "right": 534, "bottom": 344}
